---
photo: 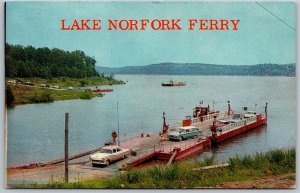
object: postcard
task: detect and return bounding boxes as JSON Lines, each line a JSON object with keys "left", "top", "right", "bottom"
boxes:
{"left": 5, "top": 1, "right": 296, "bottom": 189}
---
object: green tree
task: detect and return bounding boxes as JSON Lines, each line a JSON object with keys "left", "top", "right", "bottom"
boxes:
{"left": 5, "top": 44, "right": 100, "bottom": 79}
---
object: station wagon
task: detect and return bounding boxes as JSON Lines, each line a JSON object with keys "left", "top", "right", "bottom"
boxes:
{"left": 167, "top": 126, "right": 202, "bottom": 141}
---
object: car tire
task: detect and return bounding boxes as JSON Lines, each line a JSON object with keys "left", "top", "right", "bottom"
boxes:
{"left": 105, "top": 160, "right": 110, "bottom": 166}
{"left": 180, "top": 136, "right": 184, "bottom": 141}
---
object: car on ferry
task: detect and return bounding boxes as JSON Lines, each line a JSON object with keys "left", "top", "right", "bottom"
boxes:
{"left": 216, "top": 120, "right": 230, "bottom": 125}
{"left": 209, "top": 119, "right": 230, "bottom": 132}
{"left": 167, "top": 126, "right": 202, "bottom": 141}
{"left": 244, "top": 111, "right": 256, "bottom": 118}
{"left": 210, "top": 119, "right": 229, "bottom": 127}
{"left": 229, "top": 113, "right": 243, "bottom": 123}
{"left": 89, "top": 145, "right": 130, "bottom": 166}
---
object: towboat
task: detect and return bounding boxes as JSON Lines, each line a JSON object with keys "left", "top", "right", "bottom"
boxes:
{"left": 161, "top": 80, "right": 186, "bottom": 87}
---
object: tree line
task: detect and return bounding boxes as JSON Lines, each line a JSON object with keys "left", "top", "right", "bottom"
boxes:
{"left": 97, "top": 62, "right": 296, "bottom": 76}
{"left": 5, "top": 44, "right": 99, "bottom": 78}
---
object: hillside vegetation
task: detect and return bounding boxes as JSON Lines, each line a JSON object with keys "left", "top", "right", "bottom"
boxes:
{"left": 97, "top": 63, "right": 295, "bottom": 76}
{"left": 6, "top": 44, "right": 99, "bottom": 79}
{"left": 5, "top": 44, "right": 124, "bottom": 106}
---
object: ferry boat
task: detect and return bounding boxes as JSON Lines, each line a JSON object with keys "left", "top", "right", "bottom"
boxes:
{"left": 113, "top": 101, "right": 268, "bottom": 167}
{"left": 161, "top": 80, "right": 186, "bottom": 87}
{"left": 209, "top": 103, "right": 268, "bottom": 144}
{"left": 170, "top": 101, "right": 268, "bottom": 145}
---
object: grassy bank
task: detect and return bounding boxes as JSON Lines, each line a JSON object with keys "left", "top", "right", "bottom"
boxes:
{"left": 19, "top": 148, "right": 295, "bottom": 188}
{"left": 9, "top": 84, "right": 103, "bottom": 105}
{"left": 6, "top": 76, "right": 125, "bottom": 105}
{"left": 8, "top": 76, "right": 125, "bottom": 87}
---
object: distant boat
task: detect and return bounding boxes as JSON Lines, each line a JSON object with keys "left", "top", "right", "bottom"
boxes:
{"left": 161, "top": 80, "right": 186, "bottom": 87}
{"left": 92, "top": 89, "right": 113, "bottom": 93}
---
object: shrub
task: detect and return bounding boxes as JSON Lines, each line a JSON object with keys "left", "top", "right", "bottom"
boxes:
{"left": 124, "top": 169, "right": 142, "bottom": 184}
{"left": 203, "top": 156, "right": 215, "bottom": 166}
{"left": 30, "top": 91, "right": 54, "bottom": 103}
{"left": 79, "top": 90, "right": 93, "bottom": 99}
{"left": 228, "top": 156, "right": 241, "bottom": 171}
{"left": 267, "top": 149, "right": 285, "bottom": 164}
{"left": 79, "top": 80, "right": 88, "bottom": 87}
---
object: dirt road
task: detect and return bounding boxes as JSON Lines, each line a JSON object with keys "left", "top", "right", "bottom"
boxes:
{"left": 217, "top": 173, "right": 296, "bottom": 189}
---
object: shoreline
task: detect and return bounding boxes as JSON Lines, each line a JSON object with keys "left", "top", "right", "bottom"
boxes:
{"left": 6, "top": 76, "right": 125, "bottom": 106}
{"left": 7, "top": 148, "right": 296, "bottom": 188}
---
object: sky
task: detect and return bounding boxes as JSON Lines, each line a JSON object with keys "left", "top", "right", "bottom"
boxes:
{"left": 6, "top": 1, "right": 296, "bottom": 67}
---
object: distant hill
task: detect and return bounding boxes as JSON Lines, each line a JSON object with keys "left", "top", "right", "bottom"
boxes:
{"left": 96, "top": 63, "right": 295, "bottom": 76}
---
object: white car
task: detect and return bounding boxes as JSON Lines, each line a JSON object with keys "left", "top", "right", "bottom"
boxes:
{"left": 229, "top": 113, "right": 243, "bottom": 123}
{"left": 90, "top": 145, "right": 130, "bottom": 166}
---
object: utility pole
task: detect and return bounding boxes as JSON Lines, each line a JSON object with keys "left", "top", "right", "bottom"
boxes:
{"left": 64, "top": 113, "right": 69, "bottom": 183}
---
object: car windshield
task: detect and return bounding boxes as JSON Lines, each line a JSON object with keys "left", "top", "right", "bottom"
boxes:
{"left": 99, "top": 149, "right": 113, "bottom": 154}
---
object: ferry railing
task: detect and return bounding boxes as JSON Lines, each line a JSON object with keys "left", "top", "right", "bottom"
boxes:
{"left": 171, "top": 112, "right": 227, "bottom": 129}
{"left": 157, "top": 138, "right": 199, "bottom": 153}
{"left": 128, "top": 138, "right": 201, "bottom": 163}
{"left": 128, "top": 138, "right": 202, "bottom": 165}
{"left": 217, "top": 116, "right": 258, "bottom": 135}
{"left": 128, "top": 146, "right": 157, "bottom": 164}
{"left": 192, "top": 112, "right": 227, "bottom": 125}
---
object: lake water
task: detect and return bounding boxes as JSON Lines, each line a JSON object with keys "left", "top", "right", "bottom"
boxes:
{"left": 7, "top": 75, "right": 296, "bottom": 167}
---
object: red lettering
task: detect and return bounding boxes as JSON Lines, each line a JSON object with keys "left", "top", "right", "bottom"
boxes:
{"left": 220, "top": 20, "right": 229, "bottom": 30}
{"left": 209, "top": 20, "right": 219, "bottom": 30}
{"left": 171, "top": 19, "right": 182, "bottom": 30}
{"left": 119, "top": 20, "right": 129, "bottom": 30}
{"left": 231, "top": 20, "right": 240, "bottom": 30}
{"left": 161, "top": 20, "right": 171, "bottom": 30}
{"left": 129, "top": 20, "right": 138, "bottom": 30}
{"left": 61, "top": 19, "right": 70, "bottom": 30}
{"left": 108, "top": 20, "right": 118, "bottom": 30}
{"left": 141, "top": 19, "right": 149, "bottom": 30}
{"left": 81, "top": 19, "right": 91, "bottom": 30}
{"left": 188, "top": 19, "right": 197, "bottom": 30}
{"left": 199, "top": 20, "right": 208, "bottom": 30}
{"left": 71, "top": 19, "right": 81, "bottom": 30}
{"left": 151, "top": 19, "right": 161, "bottom": 30}
{"left": 92, "top": 19, "right": 101, "bottom": 30}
